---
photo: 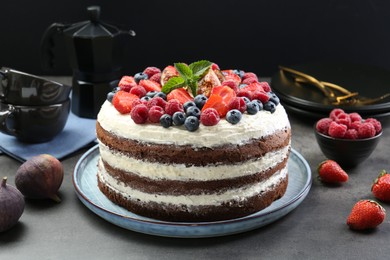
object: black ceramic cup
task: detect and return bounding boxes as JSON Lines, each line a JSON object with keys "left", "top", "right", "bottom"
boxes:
{"left": 0, "top": 99, "right": 70, "bottom": 143}
{"left": 0, "top": 67, "right": 72, "bottom": 106}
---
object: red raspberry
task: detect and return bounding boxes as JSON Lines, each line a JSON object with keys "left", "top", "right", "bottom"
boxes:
{"left": 349, "top": 112, "right": 362, "bottom": 122}
{"left": 200, "top": 108, "right": 220, "bottom": 126}
{"left": 148, "top": 105, "right": 165, "bottom": 123}
{"left": 252, "top": 90, "right": 270, "bottom": 104}
{"left": 165, "top": 99, "right": 184, "bottom": 116}
{"left": 365, "top": 118, "right": 382, "bottom": 134}
{"left": 328, "top": 121, "right": 347, "bottom": 138}
{"left": 118, "top": 76, "right": 137, "bottom": 92}
{"left": 131, "top": 98, "right": 147, "bottom": 108}
{"left": 258, "top": 82, "right": 271, "bottom": 92}
{"left": 237, "top": 89, "right": 252, "bottom": 100}
{"left": 228, "top": 97, "right": 247, "bottom": 113}
{"left": 242, "top": 72, "right": 258, "bottom": 81}
{"left": 329, "top": 108, "right": 345, "bottom": 120}
{"left": 147, "top": 97, "right": 167, "bottom": 109}
{"left": 131, "top": 104, "right": 149, "bottom": 124}
{"left": 143, "top": 67, "right": 161, "bottom": 78}
{"left": 149, "top": 72, "right": 162, "bottom": 83}
{"left": 316, "top": 118, "right": 333, "bottom": 135}
{"left": 222, "top": 80, "right": 239, "bottom": 93}
{"left": 358, "top": 122, "right": 376, "bottom": 138}
{"left": 129, "top": 85, "right": 147, "bottom": 97}
{"left": 335, "top": 113, "right": 351, "bottom": 128}
{"left": 344, "top": 129, "right": 358, "bottom": 139}
{"left": 242, "top": 77, "right": 258, "bottom": 85}
{"left": 350, "top": 120, "right": 362, "bottom": 131}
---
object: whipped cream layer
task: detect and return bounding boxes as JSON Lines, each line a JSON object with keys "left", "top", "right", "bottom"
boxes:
{"left": 98, "top": 162, "right": 287, "bottom": 207}
{"left": 99, "top": 141, "right": 290, "bottom": 181}
{"left": 97, "top": 100, "right": 290, "bottom": 148}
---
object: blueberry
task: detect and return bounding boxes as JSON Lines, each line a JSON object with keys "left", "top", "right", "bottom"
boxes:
{"left": 252, "top": 99, "right": 264, "bottom": 111}
{"left": 184, "top": 116, "right": 200, "bottom": 132}
{"left": 194, "top": 94, "right": 208, "bottom": 109}
{"left": 106, "top": 91, "right": 115, "bottom": 103}
{"left": 172, "top": 111, "right": 186, "bottom": 126}
{"left": 226, "top": 109, "right": 242, "bottom": 124}
{"left": 264, "top": 101, "right": 276, "bottom": 113}
{"left": 141, "top": 96, "right": 151, "bottom": 102}
{"left": 268, "top": 92, "right": 280, "bottom": 105}
{"left": 154, "top": 92, "right": 167, "bottom": 100}
{"left": 246, "top": 101, "right": 260, "bottom": 115}
{"left": 146, "top": 91, "right": 158, "bottom": 98}
{"left": 233, "top": 69, "right": 245, "bottom": 78}
{"left": 160, "top": 114, "right": 172, "bottom": 128}
{"left": 183, "top": 101, "right": 196, "bottom": 112}
{"left": 239, "top": 84, "right": 248, "bottom": 89}
{"left": 186, "top": 106, "right": 201, "bottom": 118}
{"left": 242, "top": 96, "right": 251, "bottom": 104}
{"left": 134, "top": 72, "right": 148, "bottom": 83}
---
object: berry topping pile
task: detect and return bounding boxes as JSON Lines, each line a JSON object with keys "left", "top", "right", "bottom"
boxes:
{"left": 107, "top": 60, "right": 280, "bottom": 131}
{"left": 316, "top": 108, "right": 382, "bottom": 139}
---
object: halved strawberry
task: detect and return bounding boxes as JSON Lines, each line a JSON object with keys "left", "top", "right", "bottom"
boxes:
{"left": 242, "top": 82, "right": 264, "bottom": 94}
{"left": 167, "top": 88, "right": 193, "bottom": 104}
{"left": 112, "top": 91, "right": 140, "bottom": 114}
{"left": 139, "top": 79, "right": 162, "bottom": 92}
{"left": 224, "top": 73, "right": 241, "bottom": 86}
{"left": 203, "top": 86, "right": 236, "bottom": 117}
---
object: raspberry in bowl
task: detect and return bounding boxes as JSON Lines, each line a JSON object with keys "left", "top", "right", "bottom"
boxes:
{"left": 314, "top": 109, "right": 383, "bottom": 168}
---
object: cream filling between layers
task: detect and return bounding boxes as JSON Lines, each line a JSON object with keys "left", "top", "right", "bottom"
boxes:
{"left": 97, "top": 100, "right": 290, "bottom": 148}
{"left": 99, "top": 142, "right": 290, "bottom": 181}
{"left": 98, "top": 163, "right": 287, "bottom": 206}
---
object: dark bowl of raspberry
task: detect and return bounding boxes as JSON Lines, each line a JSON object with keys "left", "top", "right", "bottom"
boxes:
{"left": 314, "top": 126, "right": 382, "bottom": 168}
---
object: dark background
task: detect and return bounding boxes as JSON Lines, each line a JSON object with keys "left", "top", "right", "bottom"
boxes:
{"left": 1, "top": 0, "right": 390, "bottom": 77}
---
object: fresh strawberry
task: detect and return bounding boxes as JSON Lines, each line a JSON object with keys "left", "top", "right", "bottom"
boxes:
{"left": 372, "top": 170, "right": 390, "bottom": 202}
{"left": 160, "top": 65, "right": 179, "bottom": 85}
{"left": 347, "top": 200, "right": 386, "bottom": 230}
{"left": 223, "top": 73, "right": 241, "bottom": 86}
{"left": 203, "top": 85, "right": 236, "bottom": 117}
{"left": 118, "top": 76, "right": 137, "bottom": 92}
{"left": 112, "top": 91, "right": 139, "bottom": 114}
{"left": 167, "top": 88, "right": 193, "bottom": 104}
{"left": 318, "top": 160, "right": 348, "bottom": 184}
{"left": 241, "top": 82, "right": 264, "bottom": 95}
{"left": 139, "top": 79, "right": 162, "bottom": 92}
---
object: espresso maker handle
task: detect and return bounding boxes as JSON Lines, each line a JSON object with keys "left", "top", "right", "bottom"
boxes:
{"left": 40, "top": 23, "right": 66, "bottom": 71}
{"left": 0, "top": 104, "right": 16, "bottom": 136}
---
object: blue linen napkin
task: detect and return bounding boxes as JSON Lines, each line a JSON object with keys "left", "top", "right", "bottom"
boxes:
{"left": 0, "top": 112, "right": 97, "bottom": 162}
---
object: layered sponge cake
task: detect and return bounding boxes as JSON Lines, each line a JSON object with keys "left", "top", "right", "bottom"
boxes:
{"left": 96, "top": 61, "right": 291, "bottom": 222}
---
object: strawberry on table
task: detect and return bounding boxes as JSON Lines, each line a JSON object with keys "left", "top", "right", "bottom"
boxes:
{"left": 318, "top": 160, "right": 348, "bottom": 184}
{"left": 372, "top": 170, "right": 390, "bottom": 202}
{"left": 347, "top": 200, "right": 386, "bottom": 230}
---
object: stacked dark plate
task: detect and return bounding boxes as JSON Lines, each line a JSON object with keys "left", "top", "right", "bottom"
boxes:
{"left": 271, "top": 62, "right": 390, "bottom": 124}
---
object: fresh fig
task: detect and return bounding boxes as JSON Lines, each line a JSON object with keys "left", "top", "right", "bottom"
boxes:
{"left": 15, "top": 154, "right": 64, "bottom": 202}
{"left": 0, "top": 177, "right": 25, "bottom": 232}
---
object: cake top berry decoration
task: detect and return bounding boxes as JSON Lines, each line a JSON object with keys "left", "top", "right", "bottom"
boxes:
{"left": 107, "top": 60, "right": 280, "bottom": 131}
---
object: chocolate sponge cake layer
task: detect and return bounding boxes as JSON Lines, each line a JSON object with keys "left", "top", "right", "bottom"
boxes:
{"left": 101, "top": 155, "right": 289, "bottom": 195}
{"left": 97, "top": 171, "right": 288, "bottom": 222}
{"left": 96, "top": 121, "right": 291, "bottom": 166}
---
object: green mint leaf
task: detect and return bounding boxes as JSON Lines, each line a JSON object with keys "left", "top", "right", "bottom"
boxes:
{"left": 161, "top": 76, "right": 186, "bottom": 94}
{"left": 189, "top": 60, "right": 212, "bottom": 78}
{"left": 188, "top": 79, "right": 198, "bottom": 97}
{"left": 174, "top": 63, "right": 193, "bottom": 80}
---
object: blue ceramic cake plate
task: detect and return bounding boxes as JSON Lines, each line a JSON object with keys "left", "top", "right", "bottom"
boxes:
{"left": 73, "top": 145, "right": 312, "bottom": 238}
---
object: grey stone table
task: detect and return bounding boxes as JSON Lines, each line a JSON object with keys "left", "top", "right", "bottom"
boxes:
{"left": 1, "top": 77, "right": 389, "bottom": 259}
